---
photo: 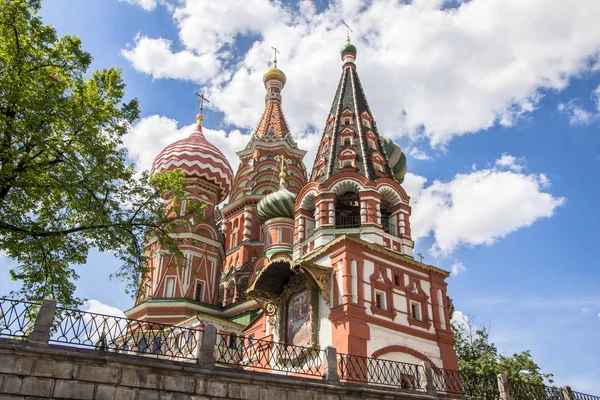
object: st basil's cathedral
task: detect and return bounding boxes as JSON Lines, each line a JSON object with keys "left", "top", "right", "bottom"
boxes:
{"left": 125, "top": 40, "right": 458, "bottom": 371}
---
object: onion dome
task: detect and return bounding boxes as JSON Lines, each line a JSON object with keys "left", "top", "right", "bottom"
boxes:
{"left": 256, "top": 186, "right": 296, "bottom": 224}
{"left": 263, "top": 61, "right": 286, "bottom": 87}
{"left": 256, "top": 157, "right": 296, "bottom": 224}
{"left": 383, "top": 138, "right": 408, "bottom": 184}
{"left": 341, "top": 42, "right": 357, "bottom": 56}
{"left": 151, "top": 114, "right": 234, "bottom": 203}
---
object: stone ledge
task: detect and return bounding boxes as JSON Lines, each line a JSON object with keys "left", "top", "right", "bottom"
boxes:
{"left": 0, "top": 338, "right": 440, "bottom": 400}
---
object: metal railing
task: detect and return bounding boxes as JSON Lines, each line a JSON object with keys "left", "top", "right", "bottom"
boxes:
{"left": 433, "top": 368, "right": 500, "bottom": 399}
{"left": 506, "top": 380, "right": 563, "bottom": 400}
{"left": 337, "top": 353, "right": 424, "bottom": 390}
{"left": 0, "top": 297, "right": 39, "bottom": 339}
{"left": 573, "top": 391, "right": 600, "bottom": 400}
{"left": 215, "top": 332, "right": 324, "bottom": 377}
{"left": 51, "top": 307, "right": 201, "bottom": 361}
{"left": 335, "top": 214, "right": 361, "bottom": 228}
{"left": 382, "top": 221, "right": 397, "bottom": 236}
{"left": 1, "top": 298, "right": 600, "bottom": 399}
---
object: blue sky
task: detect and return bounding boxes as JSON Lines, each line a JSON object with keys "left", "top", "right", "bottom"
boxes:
{"left": 1, "top": 0, "right": 600, "bottom": 393}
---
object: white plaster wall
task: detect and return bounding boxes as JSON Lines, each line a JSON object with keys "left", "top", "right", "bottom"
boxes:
{"left": 317, "top": 294, "right": 332, "bottom": 348}
{"left": 378, "top": 351, "right": 423, "bottom": 366}
{"left": 367, "top": 323, "right": 443, "bottom": 368}
{"left": 363, "top": 260, "right": 374, "bottom": 316}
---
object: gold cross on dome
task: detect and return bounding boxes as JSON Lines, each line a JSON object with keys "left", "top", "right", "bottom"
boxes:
{"left": 271, "top": 46, "right": 280, "bottom": 66}
{"left": 194, "top": 92, "right": 210, "bottom": 115}
{"left": 417, "top": 252, "right": 424, "bottom": 263}
{"left": 342, "top": 21, "right": 353, "bottom": 43}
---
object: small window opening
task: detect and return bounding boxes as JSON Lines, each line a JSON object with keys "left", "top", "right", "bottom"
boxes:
{"left": 394, "top": 275, "right": 400, "bottom": 286}
{"left": 411, "top": 302, "right": 422, "bottom": 321}
{"left": 194, "top": 282, "right": 203, "bottom": 302}
{"left": 375, "top": 291, "right": 386, "bottom": 310}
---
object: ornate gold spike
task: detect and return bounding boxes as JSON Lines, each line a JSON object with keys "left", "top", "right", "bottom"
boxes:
{"left": 194, "top": 92, "right": 210, "bottom": 126}
{"left": 342, "top": 21, "right": 353, "bottom": 43}
{"left": 279, "top": 155, "right": 287, "bottom": 186}
{"left": 271, "top": 46, "right": 280, "bottom": 66}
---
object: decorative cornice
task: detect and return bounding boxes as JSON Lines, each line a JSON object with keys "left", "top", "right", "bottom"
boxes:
{"left": 301, "top": 234, "right": 449, "bottom": 277}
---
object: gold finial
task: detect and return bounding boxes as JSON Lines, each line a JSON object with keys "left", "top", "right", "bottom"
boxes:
{"left": 271, "top": 46, "right": 280, "bottom": 67}
{"left": 194, "top": 92, "right": 210, "bottom": 127}
{"left": 279, "top": 155, "right": 287, "bottom": 187}
{"left": 342, "top": 21, "right": 353, "bottom": 43}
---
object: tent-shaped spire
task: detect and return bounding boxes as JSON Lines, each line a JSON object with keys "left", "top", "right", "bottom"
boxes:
{"left": 309, "top": 41, "right": 407, "bottom": 184}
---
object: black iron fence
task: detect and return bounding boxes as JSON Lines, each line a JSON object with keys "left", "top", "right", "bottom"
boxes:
{"left": 50, "top": 306, "right": 201, "bottom": 361}
{"left": 433, "top": 368, "right": 500, "bottom": 399}
{"left": 337, "top": 353, "right": 424, "bottom": 390}
{"left": 507, "top": 379, "right": 563, "bottom": 400}
{"left": 0, "top": 297, "right": 39, "bottom": 339}
{"left": 0, "top": 297, "right": 599, "bottom": 398}
{"left": 335, "top": 213, "right": 361, "bottom": 228}
{"left": 214, "top": 332, "right": 324, "bottom": 377}
{"left": 573, "top": 391, "right": 600, "bottom": 400}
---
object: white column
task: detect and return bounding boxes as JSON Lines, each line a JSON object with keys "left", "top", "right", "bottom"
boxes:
{"left": 351, "top": 260, "right": 358, "bottom": 303}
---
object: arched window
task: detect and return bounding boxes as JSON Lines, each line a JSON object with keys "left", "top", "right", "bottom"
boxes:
{"left": 381, "top": 200, "right": 395, "bottom": 235}
{"left": 336, "top": 191, "right": 360, "bottom": 228}
{"left": 239, "top": 277, "right": 249, "bottom": 299}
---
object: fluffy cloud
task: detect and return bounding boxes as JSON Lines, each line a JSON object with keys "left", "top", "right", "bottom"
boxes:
{"left": 123, "top": 0, "right": 600, "bottom": 147}
{"left": 409, "top": 147, "right": 432, "bottom": 161}
{"left": 118, "top": 0, "right": 158, "bottom": 11}
{"left": 495, "top": 153, "right": 525, "bottom": 172}
{"left": 83, "top": 299, "right": 125, "bottom": 318}
{"left": 558, "top": 84, "right": 600, "bottom": 126}
{"left": 450, "top": 262, "right": 466, "bottom": 276}
{"left": 407, "top": 155, "right": 565, "bottom": 256}
{"left": 122, "top": 36, "right": 220, "bottom": 83}
{"left": 451, "top": 310, "right": 470, "bottom": 331}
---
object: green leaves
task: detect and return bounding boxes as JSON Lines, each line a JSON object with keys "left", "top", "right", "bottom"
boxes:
{"left": 452, "top": 317, "right": 553, "bottom": 384}
{"left": 0, "top": 0, "right": 197, "bottom": 308}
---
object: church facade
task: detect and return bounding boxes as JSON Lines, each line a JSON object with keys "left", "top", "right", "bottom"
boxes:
{"left": 125, "top": 41, "right": 458, "bottom": 372}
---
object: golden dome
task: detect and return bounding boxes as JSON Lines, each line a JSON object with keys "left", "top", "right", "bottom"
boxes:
{"left": 263, "top": 62, "right": 286, "bottom": 86}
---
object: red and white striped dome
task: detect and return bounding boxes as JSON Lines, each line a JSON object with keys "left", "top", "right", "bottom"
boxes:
{"left": 151, "top": 124, "right": 233, "bottom": 203}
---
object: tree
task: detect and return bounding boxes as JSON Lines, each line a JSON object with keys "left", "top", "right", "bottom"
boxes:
{"left": 452, "top": 315, "right": 554, "bottom": 385}
{"left": 0, "top": 0, "right": 201, "bottom": 307}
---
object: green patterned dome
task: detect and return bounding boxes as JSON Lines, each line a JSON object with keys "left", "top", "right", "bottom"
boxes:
{"left": 383, "top": 138, "right": 408, "bottom": 184}
{"left": 341, "top": 42, "right": 357, "bottom": 56}
{"left": 256, "top": 186, "right": 296, "bottom": 224}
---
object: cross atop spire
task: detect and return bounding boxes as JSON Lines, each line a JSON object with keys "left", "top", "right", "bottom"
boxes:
{"left": 194, "top": 92, "right": 210, "bottom": 127}
{"left": 342, "top": 21, "right": 353, "bottom": 43}
{"left": 271, "top": 46, "right": 280, "bottom": 66}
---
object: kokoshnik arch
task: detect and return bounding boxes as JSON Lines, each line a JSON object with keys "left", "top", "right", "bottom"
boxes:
{"left": 125, "top": 40, "right": 458, "bottom": 371}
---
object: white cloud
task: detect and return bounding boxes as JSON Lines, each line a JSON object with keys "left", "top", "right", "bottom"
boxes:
{"left": 558, "top": 84, "right": 600, "bottom": 126}
{"left": 450, "top": 262, "right": 466, "bottom": 276}
{"left": 409, "top": 147, "right": 432, "bottom": 161}
{"left": 123, "top": 0, "right": 600, "bottom": 147}
{"left": 118, "top": 0, "right": 158, "bottom": 11}
{"left": 581, "top": 308, "right": 591, "bottom": 314}
{"left": 121, "top": 36, "right": 220, "bottom": 83}
{"left": 124, "top": 115, "right": 250, "bottom": 174}
{"left": 406, "top": 156, "right": 565, "bottom": 256}
{"left": 598, "top": 312, "right": 600, "bottom": 318}
{"left": 495, "top": 153, "right": 525, "bottom": 172}
{"left": 83, "top": 299, "right": 125, "bottom": 318}
{"left": 451, "top": 310, "right": 470, "bottom": 331}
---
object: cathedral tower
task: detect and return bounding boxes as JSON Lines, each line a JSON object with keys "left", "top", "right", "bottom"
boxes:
{"left": 219, "top": 57, "right": 307, "bottom": 308}
{"left": 126, "top": 110, "right": 234, "bottom": 324}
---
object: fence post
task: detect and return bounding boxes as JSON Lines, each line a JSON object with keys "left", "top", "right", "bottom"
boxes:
{"left": 419, "top": 361, "right": 436, "bottom": 395}
{"left": 562, "top": 386, "right": 574, "bottom": 400}
{"left": 27, "top": 298, "right": 57, "bottom": 346}
{"left": 498, "top": 374, "right": 512, "bottom": 400}
{"left": 198, "top": 324, "right": 216, "bottom": 370}
{"left": 323, "top": 346, "right": 339, "bottom": 383}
